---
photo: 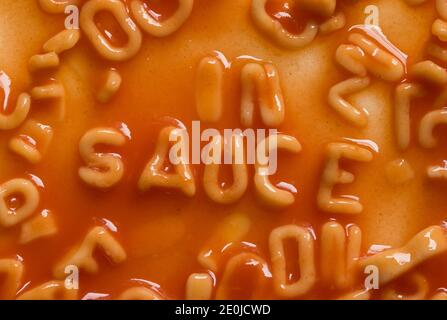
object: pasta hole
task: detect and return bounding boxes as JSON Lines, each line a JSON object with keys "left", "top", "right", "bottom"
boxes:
{"left": 161, "top": 154, "right": 177, "bottom": 174}
{"left": 6, "top": 193, "right": 25, "bottom": 211}
{"left": 282, "top": 237, "right": 301, "bottom": 283}
{"left": 222, "top": 258, "right": 260, "bottom": 300}
{"left": 217, "top": 164, "right": 235, "bottom": 190}
{"left": 432, "top": 122, "right": 447, "bottom": 146}
{"left": 386, "top": 274, "right": 427, "bottom": 299}
{"left": 95, "top": 11, "right": 128, "bottom": 47}
{"left": 265, "top": 0, "right": 316, "bottom": 35}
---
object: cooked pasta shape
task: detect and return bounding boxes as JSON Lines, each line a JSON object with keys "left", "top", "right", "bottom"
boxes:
{"left": 30, "top": 82, "right": 65, "bottom": 120}
{"left": 78, "top": 127, "right": 126, "bottom": 188}
{"left": 419, "top": 109, "right": 447, "bottom": 149}
{"left": 419, "top": 109, "right": 447, "bottom": 179}
{"left": 269, "top": 225, "right": 316, "bottom": 298}
{"left": 81, "top": 0, "right": 142, "bottom": 61}
{"left": 9, "top": 120, "right": 53, "bottom": 164}
{"left": 0, "top": 259, "right": 23, "bottom": 299}
{"left": 410, "top": 61, "right": 447, "bottom": 86}
{"left": 427, "top": 43, "right": 447, "bottom": 63}
{"left": 381, "top": 273, "right": 429, "bottom": 300}
{"left": 96, "top": 69, "right": 122, "bottom": 103}
{"left": 17, "top": 281, "right": 78, "bottom": 300}
{"left": 31, "top": 83, "right": 64, "bottom": 101}
{"left": 328, "top": 77, "right": 370, "bottom": 127}
{"left": 432, "top": 18, "right": 447, "bottom": 42}
{"left": 385, "top": 159, "right": 415, "bottom": 185}
{"left": 254, "top": 134, "right": 301, "bottom": 208}
{"left": 28, "top": 52, "right": 60, "bottom": 72}
{"left": 0, "top": 178, "right": 39, "bottom": 227}
{"left": 43, "top": 29, "right": 81, "bottom": 54}
{"left": 436, "top": 0, "right": 447, "bottom": 20}
{"left": 138, "top": 126, "right": 195, "bottom": 196}
{"left": 251, "top": 0, "right": 318, "bottom": 49}
{"left": 394, "top": 83, "right": 426, "bottom": 150}
{"left": 38, "top": 0, "right": 82, "bottom": 14}
{"left": 130, "top": 0, "right": 193, "bottom": 37}
{"left": 19, "top": 209, "right": 57, "bottom": 244}
{"left": 215, "top": 253, "right": 270, "bottom": 300}
{"left": 119, "top": 287, "right": 163, "bottom": 300}
{"left": 186, "top": 273, "right": 213, "bottom": 300}
{"left": 0, "top": 93, "right": 31, "bottom": 131}
{"left": 318, "top": 142, "right": 373, "bottom": 214}
{"left": 432, "top": 1, "right": 447, "bottom": 42}
{"left": 195, "top": 56, "right": 224, "bottom": 123}
{"left": 336, "top": 33, "right": 404, "bottom": 82}
{"left": 198, "top": 212, "right": 251, "bottom": 272}
{"left": 336, "top": 45, "right": 366, "bottom": 76}
{"left": 319, "top": 12, "right": 346, "bottom": 35}
{"left": 53, "top": 226, "right": 126, "bottom": 278}
{"left": 14, "top": 0, "right": 447, "bottom": 302}
{"left": 348, "top": 33, "right": 405, "bottom": 81}
{"left": 359, "top": 225, "right": 447, "bottom": 286}
{"left": 203, "top": 134, "right": 248, "bottom": 204}
{"left": 320, "top": 222, "right": 362, "bottom": 289}
{"left": 240, "top": 63, "right": 285, "bottom": 127}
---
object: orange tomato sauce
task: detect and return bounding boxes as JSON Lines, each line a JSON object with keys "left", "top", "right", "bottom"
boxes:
{"left": 0, "top": 0, "right": 446, "bottom": 300}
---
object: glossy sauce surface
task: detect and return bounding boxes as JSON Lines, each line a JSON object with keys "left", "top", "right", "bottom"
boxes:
{"left": 0, "top": 0, "right": 446, "bottom": 299}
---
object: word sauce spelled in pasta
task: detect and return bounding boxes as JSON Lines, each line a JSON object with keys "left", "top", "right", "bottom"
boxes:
{"left": 0, "top": 0, "right": 447, "bottom": 301}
